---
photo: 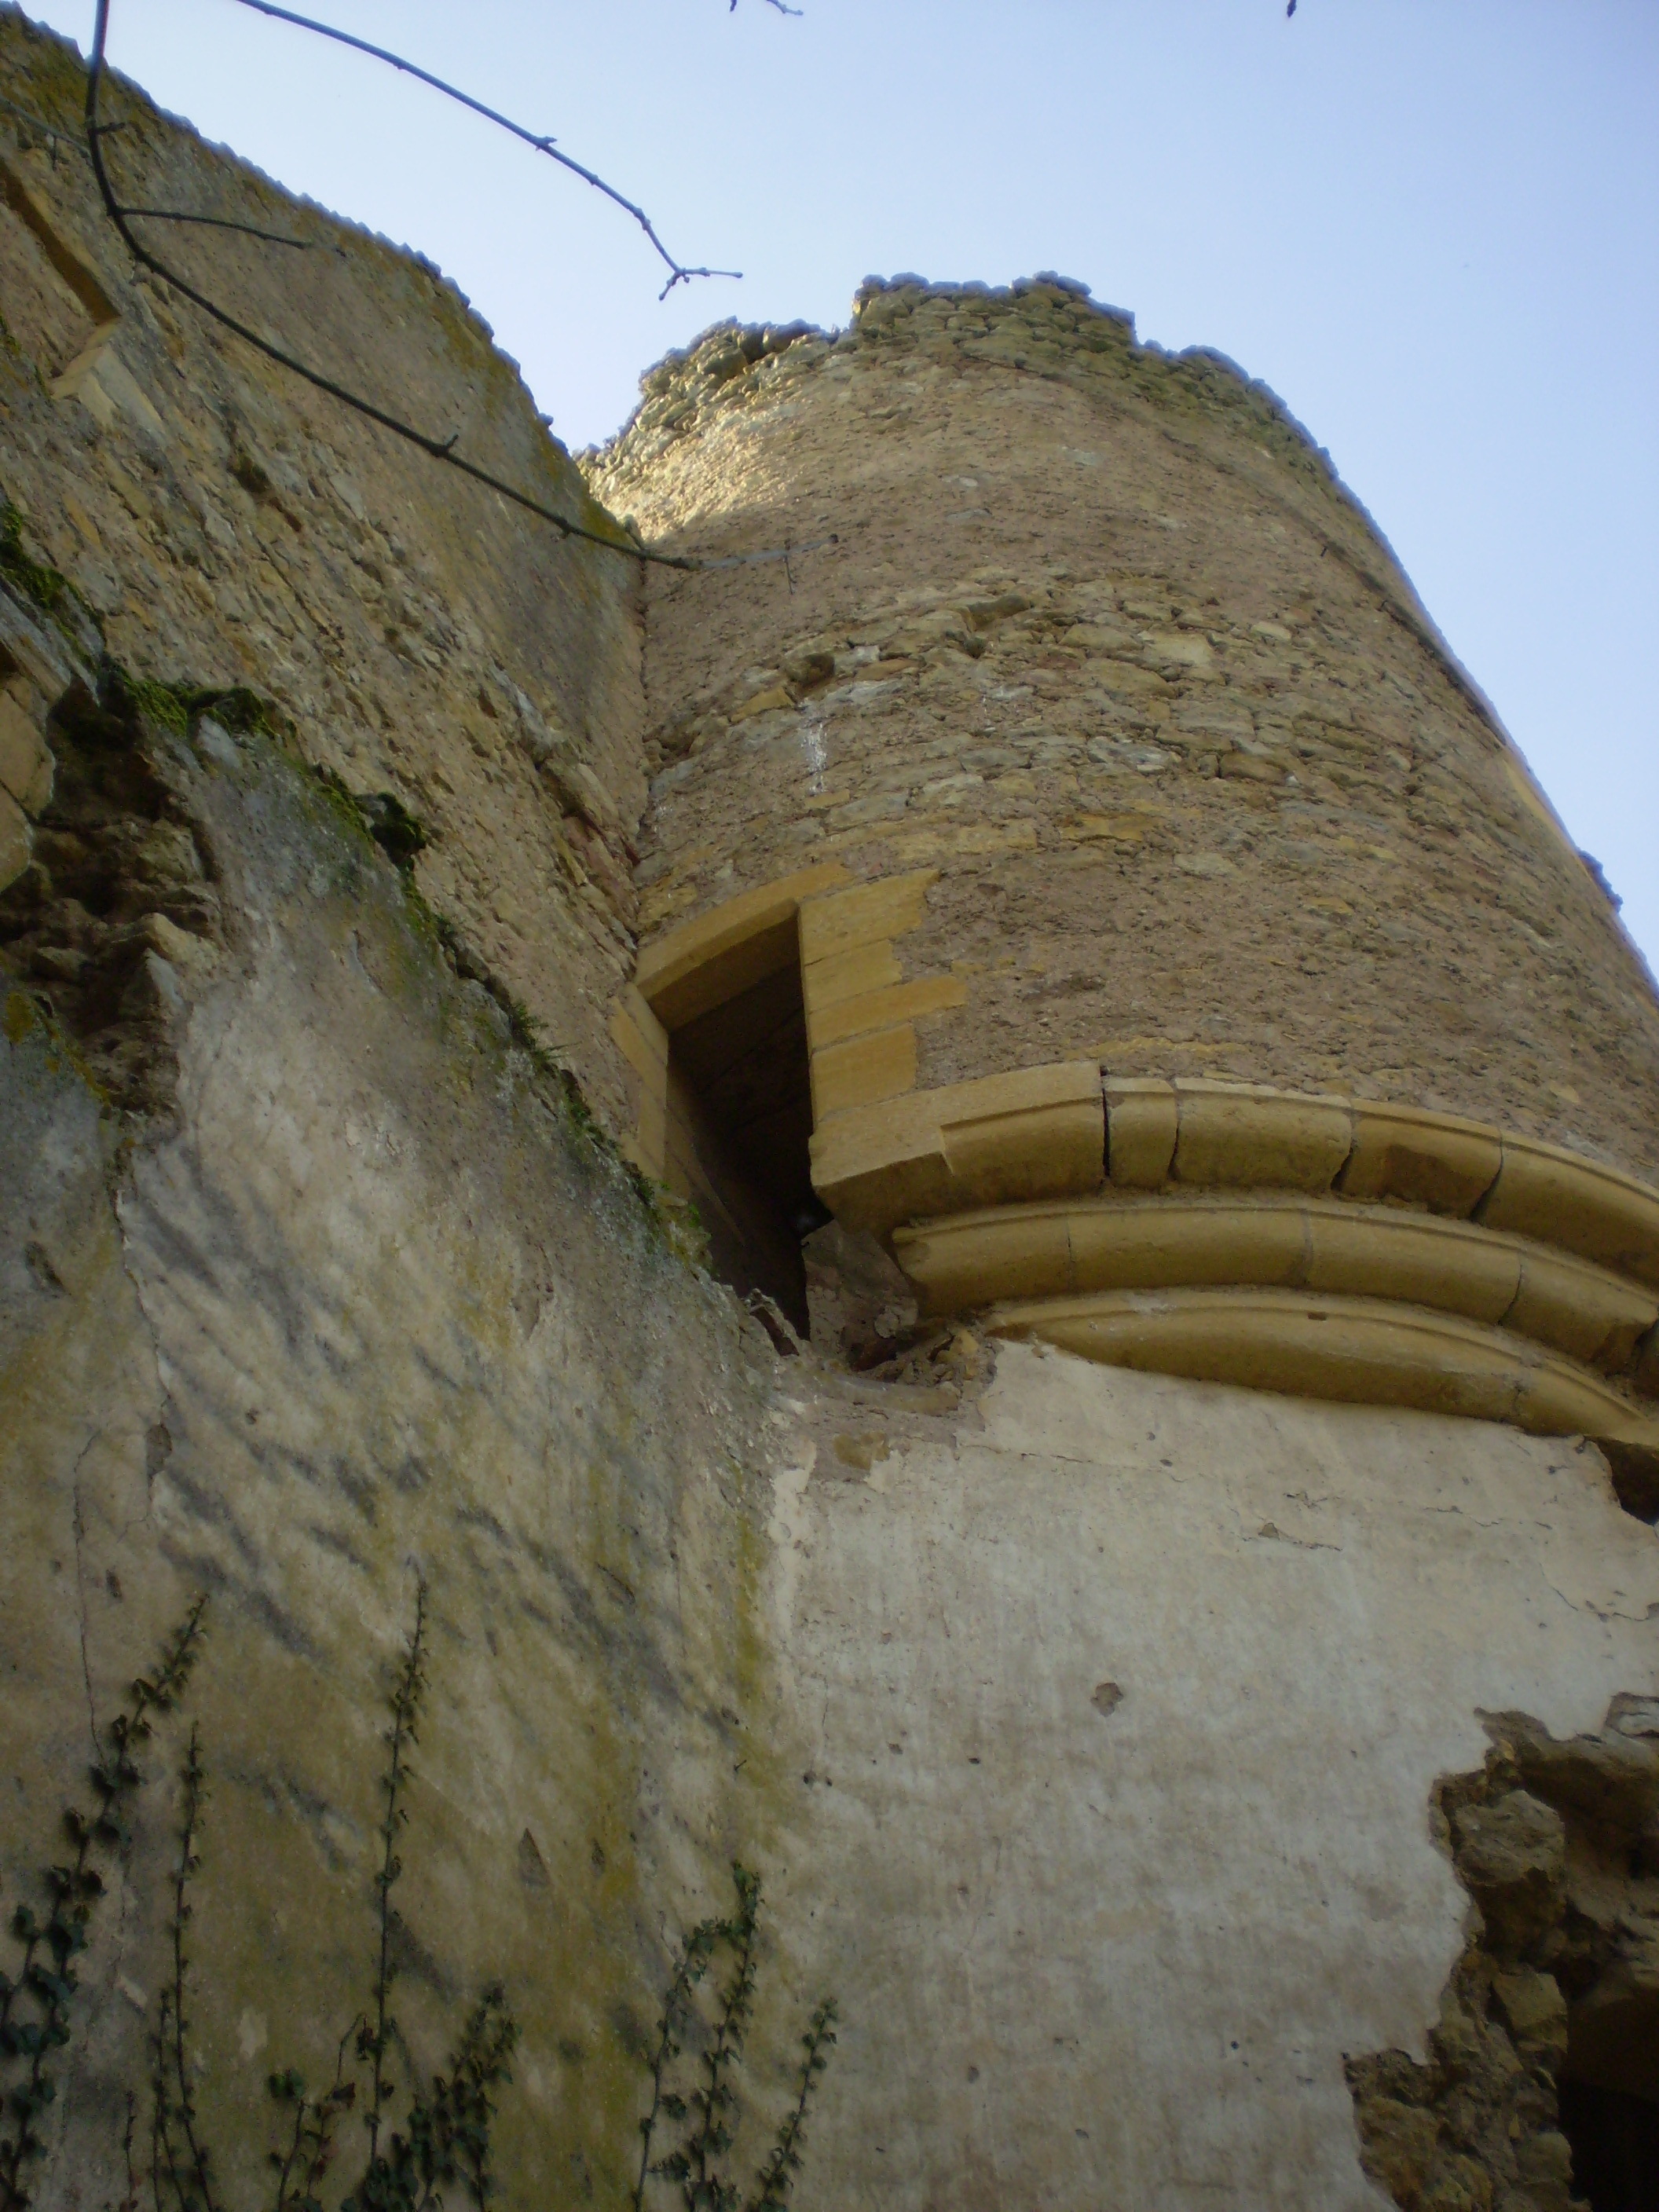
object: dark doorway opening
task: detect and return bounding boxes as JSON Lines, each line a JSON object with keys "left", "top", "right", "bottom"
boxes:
{"left": 1560, "top": 2078, "right": 1659, "bottom": 2212}
{"left": 665, "top": 934, "right": 821, "bottom": 1336}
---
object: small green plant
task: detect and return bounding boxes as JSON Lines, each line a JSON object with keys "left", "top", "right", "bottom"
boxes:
{"left": 0, "top": 1596, "right": 209, "bottom": 2212}
{"left": 97, "top": 665, "right": 290, "bottom": 749}
{"left": 0, "top": 498, "right": 73, "bottom": 621}
{"left": 2, "top": 1580, "right": 833, "bottom": 2212}
{"left": 147, "top": 1577, "right": 519, "bottom": 2212}
{"left": 633, "top": 1866, "right": 837, "bottom": 2212}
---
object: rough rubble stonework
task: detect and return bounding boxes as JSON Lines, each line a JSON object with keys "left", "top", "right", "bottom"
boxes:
{"left": 3, "top": 13, "right": 1658, "bottom": 2212}
{"left": 591, "top": 280, "right": 1659, "bottom": 1182}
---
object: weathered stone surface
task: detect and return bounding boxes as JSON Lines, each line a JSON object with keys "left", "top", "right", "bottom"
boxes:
{"left": 5, "top": 20, "right": 1658, "bottom": 2212}
{"left": 595, "top": 281, "right": 1659, "bottom": 1188}
{"left": 1451, "top": 1792, "right": 1567, "bottom": 1954}
{"left": 1350, "top": 1697, "right": 1659, "bottom": 2212}
{"left": 0, "top": 12, "right": 645, "bottom": 1133}
{"left": 2, "top": 704, "right": 797, "bottom": 2209}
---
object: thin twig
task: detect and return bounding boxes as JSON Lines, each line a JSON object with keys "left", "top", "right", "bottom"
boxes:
{"left": 82, "top": 1, "right": 694, "bottom": 569}
{"left": 231, "top": 0, "right": 740, "bottom": 298}
{"left": 79, "top": 2, "right": 829, "bottom": 586}
{"left": 2, "top": 81, "right": 300, "bottom": 240}
{"left": 115, "top": 205, "right": 309, "bottom": 247}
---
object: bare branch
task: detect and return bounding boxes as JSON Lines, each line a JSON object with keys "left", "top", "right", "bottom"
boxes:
{"left": 79, "top": 2, "right": 823, "bottom": 582}
{"left": 116, "top": 205, "right": 309, "bottom": 247}
{"left": 230, "top": 0, "right": 741, "bottom": 297}
{"left": 82, "top": 0, "right": 695, "bottom": 566}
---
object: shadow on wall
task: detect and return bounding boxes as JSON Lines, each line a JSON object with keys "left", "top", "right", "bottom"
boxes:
{"left": 664, "top": 929, "right": 822, "bottom": 1335}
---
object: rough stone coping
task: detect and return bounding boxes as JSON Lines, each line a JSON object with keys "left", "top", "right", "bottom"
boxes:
{"left": 987, "top": 1287, "right": 1659, "bottom": 1485}
{"left": 895, "top": 1193, "right": 1659, "bottom": 1389}
{"left": 813, "top": 1067, "right": 1659, "bottom": 1294}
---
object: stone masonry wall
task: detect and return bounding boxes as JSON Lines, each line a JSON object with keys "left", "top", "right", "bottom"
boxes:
{"left": 591, "top": 278, "right": 1659, "bottom": 1186}
{"left": 1, "top": 666, "right": 807, "bottom": 2209}
{"left": 0, "top": 18, "right": 817, "bottom": 2204}
{"left": 5, "top": 23, "right": 1658, "bottom": 2210}
{"left": 0, "top": 7, "right": 646, "bottom": 1131}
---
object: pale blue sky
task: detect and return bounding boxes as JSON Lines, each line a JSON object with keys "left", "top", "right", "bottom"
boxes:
{"left": 25, "top": 2, "right": 1659, "bottom": 976}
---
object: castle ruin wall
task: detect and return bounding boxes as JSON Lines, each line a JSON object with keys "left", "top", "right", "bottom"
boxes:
{"left": 3, "top": 16, "right": 1658, "bottom": 2211}
{"left": 593, "top": 280, "right": 1659, "bottom": 1185}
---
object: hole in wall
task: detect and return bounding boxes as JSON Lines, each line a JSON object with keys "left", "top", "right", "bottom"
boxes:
{"left": 1558, "top": 2078, "right": 1659, "bottom": 2212}
{"left": 1347, "top": 1695, "right": 1659, "bottom": 2212}
{"left": 662, "top": 924, "right": 822, "bottom": 1335}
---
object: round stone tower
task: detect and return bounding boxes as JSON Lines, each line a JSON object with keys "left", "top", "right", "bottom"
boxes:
{"left": 594, "top": 275, "right": 1659, "bottom": 1494}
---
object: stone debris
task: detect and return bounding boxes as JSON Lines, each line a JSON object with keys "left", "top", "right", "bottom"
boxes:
{"left": 1348, "top": 1698, "right": 1659, "bottom": 2211}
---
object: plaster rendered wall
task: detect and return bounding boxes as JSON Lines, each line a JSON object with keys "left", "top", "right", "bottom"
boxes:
{"left": 767, "top": 1344, "right": 1659, "bottom": 2211}
{"left": 1, "top": 693, "right": 805, "bottom": 2210}
{"left": 0, "top": 28, "right": 837, "bottom": 2207}
{"left": 592, "top": 280, "right": 1659, "bottom": 1185}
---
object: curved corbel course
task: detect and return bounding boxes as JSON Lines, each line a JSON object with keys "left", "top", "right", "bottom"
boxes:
{"left": 1102, "top": 1077, "right": 1659, "bottom": 1286}
{"left": 985, "top": 1285, "right": 1659, "bottom": 1482}
{"left": 1338, "top": 1097, "right": 1503, "bottom": 1216}
{"left": 808, "top": 1060, "right": 1104, "bottom": 1234}
{"left": 1475, "top": 1134, "right": 1659, "bottom": 1291}
{"left": 894, "top": 1194, "right": 1659, "bottom": 1386}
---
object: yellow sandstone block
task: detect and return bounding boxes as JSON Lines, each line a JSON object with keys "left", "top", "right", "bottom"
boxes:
{"left": 884, "top": 821, "right": 1038, "bottom": 864}
{"left": 1505, "top": 1247, "right": 1658, "bottom": 1375}
{"left": 806, "top": 974, "right": 968, "bottom": 1051}
{"left": 730, "top": 683, "right": 793, "bottom": 720}
{"left": 609, "top": 987, "right": 668, "bottom": 1080}
{"left": 1302, "top": 1205, "right": 1518, "bottom": 1324}
{"left": 1338, "top": 1098, "right": 1501, "bottom": 1217}
{"left": 1106, "top": 1078, "right": 1177, "bottom": 1188}
{"left": 811, "top": 1061, "right": 1104, "bottom": 1236}
{"left": 937, "top": 1062, "right": 1104, "bottom": 1210}
{"left": 894, "top": 1204, "right": 1074, "bottom": 1313}
{"left": 801, "top": 939, "right": 904, "bottom": 1012}
{"left": 1069, "top": 1196, "right": 1306, "bottom": 1295}
{"left": 1479, "top": 1134, "right": 1659, "bottom": 1291}
{"left": 810, "top": 1092, "right": 954, "bottom": 1233}
{"left": 0, "top": 789, "right": 30, "bottom": 894}
{"left": 633, "top": 1087, "right": 668, "bottom": 1181}
{"left": 0, "top": 690, "right": 52, "bottom": 815}
{"left": 635, "top": 861, "right": 850, "bottom": 1027}
{"left": 797, "top": 870, "right": 937, "bottom": 965}
{"left": 1173, "top": 1080, "right": 1352, "bottom": 1192}
{"left": 811, "top": 1023, "right": 918, "bottom": 1120}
